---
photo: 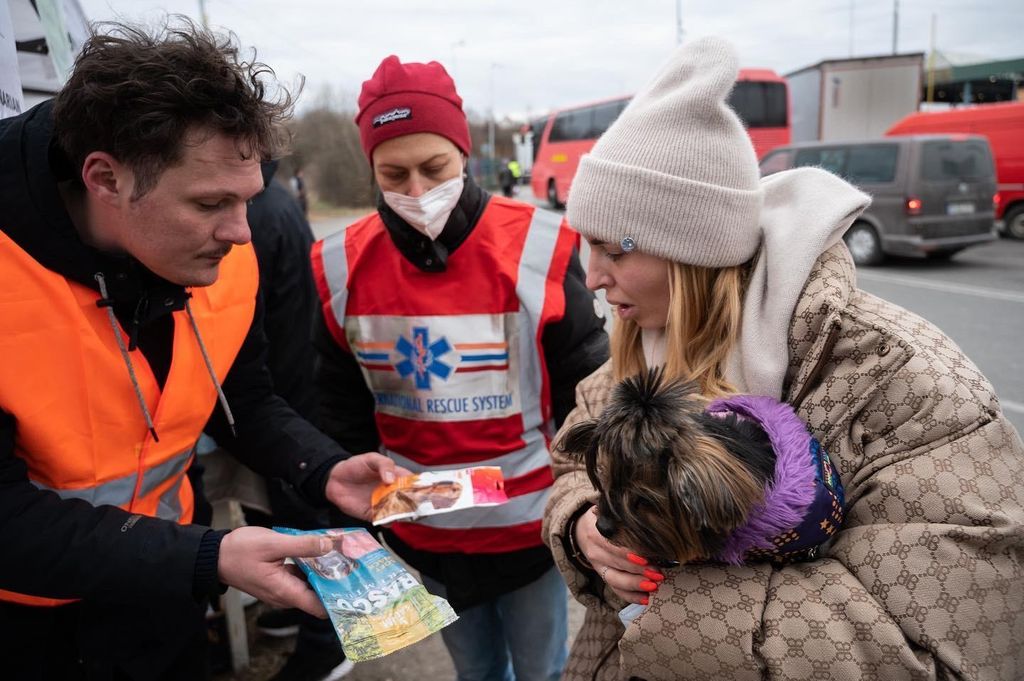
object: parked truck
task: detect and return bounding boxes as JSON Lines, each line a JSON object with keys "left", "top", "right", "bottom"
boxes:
{"left": 886, "top": 102, "right": 1024, "bottom": 239}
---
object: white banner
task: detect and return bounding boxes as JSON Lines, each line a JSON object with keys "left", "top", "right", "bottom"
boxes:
{"left": 36, "top": 0, "right": 75, "bottom": 80}
{"left": 0, "top": 1, "right": 26, "bottom": 119}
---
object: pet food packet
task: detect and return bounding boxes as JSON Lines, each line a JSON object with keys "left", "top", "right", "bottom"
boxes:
{"left": 369, "top": 465, "right": 508, "bottom": 525}
{"left": 276, "top": 527, "right": 457, "bottom": 661}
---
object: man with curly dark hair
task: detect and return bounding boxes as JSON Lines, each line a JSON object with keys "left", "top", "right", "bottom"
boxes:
{"left": 0, "top": 17, "right": 401, "bottom": 680}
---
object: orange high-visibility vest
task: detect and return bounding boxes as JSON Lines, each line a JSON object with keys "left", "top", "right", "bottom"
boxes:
{"left": 0, "top": 232, "right": 257, "bottom": 606}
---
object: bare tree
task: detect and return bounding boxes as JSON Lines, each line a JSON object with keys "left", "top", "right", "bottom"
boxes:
{"left": 282, "top": 86, "right": 374, "bottom": 208}
{"left": 281, "top": 91, "right": 526, "bottom": 208}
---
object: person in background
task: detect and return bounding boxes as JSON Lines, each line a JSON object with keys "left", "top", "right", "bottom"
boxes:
{"left": 247, "top": 160, "right": 354, "bottom": 681}
{"left": 311, "top": 55, "right": 609, "bottom": 681}
{"left": 0, "top": 19, "right": 399, "bottom": 681}
{"left": 543, "top": 36, "right": 1024, "bottom": 681}
{"left": 498, "top": 159, "right": 515, "bottom": 198}
{"left": 291, "top": 168, "right": 309, "bottom": 217}
{"left": 507, "top": 159, "right": 522, "bottom": 187}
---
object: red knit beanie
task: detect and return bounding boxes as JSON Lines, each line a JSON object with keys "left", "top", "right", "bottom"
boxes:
{"left": 356, "top": 55, "right": 472, "bottom": 162}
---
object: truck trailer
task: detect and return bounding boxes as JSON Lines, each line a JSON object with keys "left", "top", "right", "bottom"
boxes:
{"left": 787, "top": 53, "right": 924, "bottom": 144}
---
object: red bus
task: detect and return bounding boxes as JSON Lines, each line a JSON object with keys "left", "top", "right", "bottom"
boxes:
{"left": 529, "top": 69, "right": 790, "bottom": 208}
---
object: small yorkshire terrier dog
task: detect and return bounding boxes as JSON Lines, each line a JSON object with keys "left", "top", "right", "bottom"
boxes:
{"left": 558, "top": 368, "right": 844, "bottom": 567}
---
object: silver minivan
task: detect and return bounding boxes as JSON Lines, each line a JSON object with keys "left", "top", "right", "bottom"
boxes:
{"left": 759, "top": 135, "right": 998, "bottom": 265}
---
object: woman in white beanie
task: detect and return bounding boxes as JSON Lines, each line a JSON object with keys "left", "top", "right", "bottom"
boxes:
{"left": 543, "top": 36, "right": 1024, "bottom": 681}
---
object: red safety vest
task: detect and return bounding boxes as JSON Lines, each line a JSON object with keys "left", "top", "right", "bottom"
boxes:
{"left": 0, "top": 233, "right": 257, "bottom": 606}
{"left": 312, "top": 197, "right": 577, "bottom": 553}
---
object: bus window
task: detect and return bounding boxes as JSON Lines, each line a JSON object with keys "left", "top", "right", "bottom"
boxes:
{"left": 529, "top": 118, "right": 547, "bottom": 162}
{"left": 590, "top": 100, "right": 628, "bottom": 138}
{"left": 549, "top": 108, "right": 592, "bottom": 142}
{"left": 729, "top": 81, "right": 788, "bottom": 129}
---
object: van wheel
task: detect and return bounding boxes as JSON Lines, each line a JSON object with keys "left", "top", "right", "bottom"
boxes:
{"left": 547, "top": 180, "right": 563, "bottom": 210}
{"left": 844, "top": 222, "right": 884, "bottom": 266}
{"left": 1005, "top": 205, "right": 1024, "bottom": 240}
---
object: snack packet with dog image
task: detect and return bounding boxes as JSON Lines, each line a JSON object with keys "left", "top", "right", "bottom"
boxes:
{"left": 370, "top": 465, "right": 508, "bottom": 525}
{"left": 276, "top": 527, "right": 457, "bottom": 661}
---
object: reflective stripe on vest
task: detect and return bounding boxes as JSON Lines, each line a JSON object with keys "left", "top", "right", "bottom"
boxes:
{"left": 30, "top": 447, "right": 194, "bottom": 521}
{"left": 0, "top": 233, "right": 257, "bottom": 606}
{"left": 313, "top": 201, "right": 573, "bottom": 551}
{"left": 317, "top": 230, "right": 350, "bottom": 350}
{"left": 514, "top": 207, "right": 562, "bottom": 435}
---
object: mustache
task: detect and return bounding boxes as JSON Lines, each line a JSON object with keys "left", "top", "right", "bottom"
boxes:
{"left": 197, "top": 246, "right": 232, "bottom": 259}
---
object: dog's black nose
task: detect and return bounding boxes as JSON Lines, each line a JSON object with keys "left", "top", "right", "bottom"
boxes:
{"left": 595, "top": 514, "right": 618, "bottom": 540}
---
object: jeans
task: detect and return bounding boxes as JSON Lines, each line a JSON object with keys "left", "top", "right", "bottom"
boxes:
{"left": 422, "top": 565, "right": 569, "bottom": 681}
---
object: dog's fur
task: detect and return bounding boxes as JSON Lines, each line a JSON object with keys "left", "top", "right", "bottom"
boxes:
{"left": 557, "top": 368, "right": 776, "bottom": 564}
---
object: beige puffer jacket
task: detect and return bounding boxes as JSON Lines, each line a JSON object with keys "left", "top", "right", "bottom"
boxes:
{"left": 543, "top": 244, "right": 1024, "bottom": 681}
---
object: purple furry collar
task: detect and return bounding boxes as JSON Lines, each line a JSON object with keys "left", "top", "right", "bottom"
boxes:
{"left": 707, "top": 395, "right": 817, "bottom": 564}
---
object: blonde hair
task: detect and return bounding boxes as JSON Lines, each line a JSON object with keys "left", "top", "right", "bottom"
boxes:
{"left": 611, "top": 261, "right": 746, "bottom": 398}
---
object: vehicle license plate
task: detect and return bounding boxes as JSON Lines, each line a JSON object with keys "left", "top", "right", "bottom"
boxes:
{"left": 947, "top": 201, "right": 975, "bottom": 215}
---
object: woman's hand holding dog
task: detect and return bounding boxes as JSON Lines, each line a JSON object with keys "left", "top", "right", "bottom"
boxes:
{"left": 575, "top": 507, "right": 663, "bottom": 604}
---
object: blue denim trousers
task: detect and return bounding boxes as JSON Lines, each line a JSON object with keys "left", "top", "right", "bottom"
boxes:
{"left": 422, "top": 565, "right": 569, "bottom": 681}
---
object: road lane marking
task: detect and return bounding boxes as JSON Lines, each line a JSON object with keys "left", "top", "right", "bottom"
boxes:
{"left": 1001, "top": 399, "right": 1024, "bottom": 416}
{"left": 857, "top": 270, "right": 1024, "bottom": 304}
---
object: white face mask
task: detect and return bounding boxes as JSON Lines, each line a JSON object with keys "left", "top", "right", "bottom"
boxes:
{"left": 382, "top": 175, "right": 464, "bottom": 240}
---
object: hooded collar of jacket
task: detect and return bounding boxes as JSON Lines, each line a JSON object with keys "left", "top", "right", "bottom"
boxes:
{"left": 0, "top": 101, "right": 189, "bottom": 325}
{"left": 376, "top": 174, "right": 490, "bottom": 273}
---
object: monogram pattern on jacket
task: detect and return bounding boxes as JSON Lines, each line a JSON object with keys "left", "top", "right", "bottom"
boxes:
{"left": 544, "top": 243, "right": 1024, "bottom": 681}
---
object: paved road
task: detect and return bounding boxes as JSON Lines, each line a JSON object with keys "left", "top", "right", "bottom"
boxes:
{"left": 854, "top": 239, "right": 1024, "bottom": 435}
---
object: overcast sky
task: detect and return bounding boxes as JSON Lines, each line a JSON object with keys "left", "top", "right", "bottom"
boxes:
{"left": 79, "top": 0, "right": 1021, "bottom": 121}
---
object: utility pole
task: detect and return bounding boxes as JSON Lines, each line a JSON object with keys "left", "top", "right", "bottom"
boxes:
{"left": 926, "top": 14, "right": 937, "bottom": 104}
{"left": 849, "top": 1, "right": 855, "bottom": 58}
{"left": 675, "top": 0, "right": 684, "bottom": 45}
{"left": 488, "top": 63, "right": 499, "bottom": 188}
{"left": 449, "top": 39, "right": 465, "bottom": 83}
{"left": 198, "top": 0, "right": 209, "bottom": 28}
{"left": 892, "top": 0, "right": 899, "bottom": 54}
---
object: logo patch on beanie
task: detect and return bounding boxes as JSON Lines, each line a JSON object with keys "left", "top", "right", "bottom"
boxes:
{"left": 372, "top": 107, "right": 412, "bottom": 128}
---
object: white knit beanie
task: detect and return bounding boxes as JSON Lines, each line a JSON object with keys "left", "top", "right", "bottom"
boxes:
{"left": 567, "top": 36, "right": 763, "bottom": 266}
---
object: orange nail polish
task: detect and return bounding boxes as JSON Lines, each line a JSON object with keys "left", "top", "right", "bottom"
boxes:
{"left": 643, "top": 569, "right": 665, "bottom": 582}
{"left": 639, "top": 596, "right": 649, "bottom": 606}
{"left": 627, "top": 553, "right": 648, "bottom": 566}
{"left": 639, "top": 580, "right": 658, "bottom": 592}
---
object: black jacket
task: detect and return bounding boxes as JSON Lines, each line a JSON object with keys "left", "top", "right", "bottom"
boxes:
{"left": 249, "top": 161, "right": 319, "bottom": 422}
{"left": 242, "top": 162, "right": 350, "bottom": 531}
{"left": 0, "top": 102, "right": 348, "bottom": 646}
{"left": 313, "top": 179, "right": 609, "bottom": 610}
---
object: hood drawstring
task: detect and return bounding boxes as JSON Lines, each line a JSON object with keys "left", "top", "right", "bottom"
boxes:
{"left": 184, "top": 298, "right": 237, "bottom": 438}
{"left": 95, "top": 272, "right": 160, "bottom": 442}
{"left": 95, "top": 274, "right": 238, "bottom": 441}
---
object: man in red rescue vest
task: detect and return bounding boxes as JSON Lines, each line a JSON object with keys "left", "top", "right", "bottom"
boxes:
{"left": 0, "top": 19, "right": 402, "bottom": 680}
{"left": 311, "top": 56, "right": 609, "bottom": 681}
